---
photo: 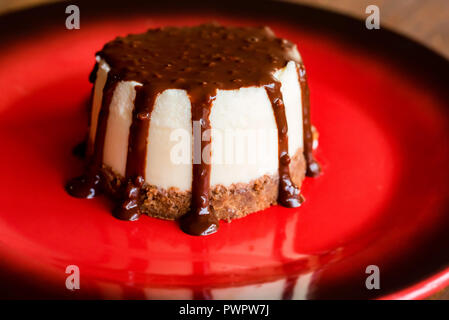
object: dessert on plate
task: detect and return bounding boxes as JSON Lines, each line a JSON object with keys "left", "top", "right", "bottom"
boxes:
{"left": 66, "top": 23, "right": 320, "bottom": 236}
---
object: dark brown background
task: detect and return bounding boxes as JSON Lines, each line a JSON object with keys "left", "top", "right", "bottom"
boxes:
{"left": 0, "top": 0, "right": 447, "bottom": 299}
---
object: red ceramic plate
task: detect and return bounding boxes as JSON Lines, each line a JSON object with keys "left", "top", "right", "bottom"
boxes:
{"left": 0, "top": 1, "right": 448, "bottom": 299}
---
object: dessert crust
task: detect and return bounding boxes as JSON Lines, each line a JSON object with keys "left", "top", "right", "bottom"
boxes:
{"left": 101, "top": 148, "right": 306, "bottom": 222}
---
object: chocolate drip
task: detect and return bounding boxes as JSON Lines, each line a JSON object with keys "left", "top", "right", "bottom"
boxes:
{"left": 113, "top": 176, "right": 144, "bottom": 221}
{"left": 66, "top": 24, "right": 320, "bottom": 236}
{"left": 113, "top": 86, "right": 153, "bottom": 220}
{"left": 125, "top": 87, "right": 153, "bottom": 178}
{"left": 297, "top": 64, "right": 321, "bottom": 177}
{"left": 179, "top": 91, "right": 219, "bottom": 236}
{"left": 65, "top": 78, "right": 118, "bottom": 198}
{"left": 65, "top": 170, "right": 101, "bottom": 199}
{"left": 265, "top": 82, "right": 304, "bottom": 208}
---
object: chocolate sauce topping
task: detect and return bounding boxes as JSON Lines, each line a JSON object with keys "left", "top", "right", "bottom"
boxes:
{"left": 112, "top": 87, "right": 152, "bottom": 220}
{"left": 265, "top": 82, "right": 304, "bottom": 208}
{"left": 67, "top": 23, "right": 320, "bottom": 236}
{"left": 297, "top": 64, "right": 321, "bottom": 177}
{"left": 66, "top": 80, "right": 118, "bottom": 199}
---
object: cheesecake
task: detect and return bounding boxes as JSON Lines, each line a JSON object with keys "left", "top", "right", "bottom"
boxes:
{"left": 66, "top": 23, "right": 320, "bottom": 236}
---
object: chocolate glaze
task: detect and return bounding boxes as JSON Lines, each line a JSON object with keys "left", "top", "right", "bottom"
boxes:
{"left": 179, "top": 89, "right": 219, "bottom": 236}
{"left": 65, "top": 80, "right": 118, "bottom": 198}
{"left": 112, "top": 87, "right": 152, "bottom": 220}
{"left": 113, "top": 175, "right": 144, "bottom": 221}
{"left": 265, "top": 82, "right": 304, "bottom": 208}
{"left": 66, "top": 23, "right": 320, "bottom": 236}
{"left": 297, "top": 64, "right": 321, "bottom": 177}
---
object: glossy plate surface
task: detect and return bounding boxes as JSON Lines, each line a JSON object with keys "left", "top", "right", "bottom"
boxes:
{"left": 0, "top": 1, "right": 448, "bottom": 299}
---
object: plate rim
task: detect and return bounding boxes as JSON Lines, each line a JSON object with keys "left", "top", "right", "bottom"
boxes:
{"left": 0, "top": 0, "right": 448, "bottom": 300}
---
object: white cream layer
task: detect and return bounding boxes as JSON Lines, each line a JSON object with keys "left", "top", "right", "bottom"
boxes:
{"left": 89, "top": 58, "right": 303, "bottom": 191}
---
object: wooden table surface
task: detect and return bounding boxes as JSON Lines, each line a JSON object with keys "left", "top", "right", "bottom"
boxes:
{"left": 0, "top": 0, "right": 448, "bottom": 299}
